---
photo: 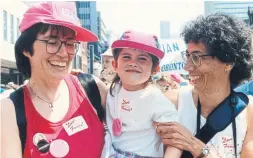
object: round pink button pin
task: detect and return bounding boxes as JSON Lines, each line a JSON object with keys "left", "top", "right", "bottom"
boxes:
{"left": 49, "top": 139, "right": 69, "bottom": 158}
{"left": 112, "top": 118, "right": 122, "bottom": 136}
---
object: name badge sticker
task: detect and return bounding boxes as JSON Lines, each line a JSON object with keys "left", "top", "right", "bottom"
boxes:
{"left": 63, "top": 115, "right": 88, "bottom": 136}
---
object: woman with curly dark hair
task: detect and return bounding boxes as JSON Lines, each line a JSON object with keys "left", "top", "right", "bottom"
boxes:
{"left": 154, "top": 13, "right": 253, "bottom": 158}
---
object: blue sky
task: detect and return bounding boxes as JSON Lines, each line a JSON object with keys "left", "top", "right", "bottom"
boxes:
{"left": 97, "top": 0, "right": 204, "bottom": 38}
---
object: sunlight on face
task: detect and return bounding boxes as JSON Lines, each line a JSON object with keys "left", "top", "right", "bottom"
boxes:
{"left": 115, "top": 48, "right": 153, "bottom": 88}
{"left": 29, "top": 26, "right": 76, "bottom": 82}
{"left": 184, "top": 42, "right": 228, "bottom": 95}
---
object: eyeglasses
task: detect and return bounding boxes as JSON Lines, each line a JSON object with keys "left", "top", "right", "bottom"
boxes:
{"left": 181, "top": 51, "right": 212, "bottom": 67}
{"left": 36, "top": 39, "right": 80, "bottom": 55}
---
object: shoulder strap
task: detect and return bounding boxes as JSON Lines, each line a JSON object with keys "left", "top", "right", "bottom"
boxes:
{"left": 181, "top": 92, "right": 249, "bottom": 158}
{"left": 76, "top": 73, "right": 105, "bottom": 122}
{"left": 9, "top": 87, "right": 26, "bottom": 155}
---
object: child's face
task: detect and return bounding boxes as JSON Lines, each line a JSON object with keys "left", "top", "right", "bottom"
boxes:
{"left": 102, "top": 56, "right": 114, "bottom": 70}
{"left": 114, "top": 48, "right": 153, "bottom": 87}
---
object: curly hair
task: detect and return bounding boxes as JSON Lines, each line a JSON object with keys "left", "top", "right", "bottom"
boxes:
{"left": 181, "top": 13, "right": 253, "bottom": 85}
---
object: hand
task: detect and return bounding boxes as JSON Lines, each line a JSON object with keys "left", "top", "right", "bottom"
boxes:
{"left": 154, "top": 122, "right": 205, "bottom": 157}
{"left": 71, "top": 69, "right": 83, "bottom": 76}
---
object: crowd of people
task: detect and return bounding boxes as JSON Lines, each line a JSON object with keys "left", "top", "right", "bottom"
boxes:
{"left": 0, "top": 82, "right": 20, "bottom": 98}
{"left": 1, "top": 1, "right": 253, "bottom": 158}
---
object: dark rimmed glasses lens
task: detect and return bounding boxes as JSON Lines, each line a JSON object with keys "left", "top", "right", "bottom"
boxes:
{"left": 45, "top": 39, "right": 80, "bottom": 54}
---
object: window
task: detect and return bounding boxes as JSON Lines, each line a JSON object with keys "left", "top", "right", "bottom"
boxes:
{"left": 17, "top": 18, "right": 20, "bottom": 38}
{"left": 3, "top": 10, "right": 7, "bottom": 41}
{"left": 84, "top": 13, "right": 90, "bottom": 19}
{"left": 84, "top": 2, "right": 90, "bottom": 8}
{"left": 10, "top": 14, "right": 14, "bottom": 43}
{"left": 84, "top": 25, "right": 91, "bottom": 30}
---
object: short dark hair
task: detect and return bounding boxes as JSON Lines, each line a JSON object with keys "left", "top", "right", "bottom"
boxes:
{"left": 109, "top": 48, "right": 160, "bottom": 96}
{"left": 181, "top": 13, "right": 253, "bottom": 85}
{"left": 14, "top": 23, "right": 75, "bottom": 77}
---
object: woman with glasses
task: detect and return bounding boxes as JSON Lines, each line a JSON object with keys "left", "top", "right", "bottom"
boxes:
{"left": 155, "top": 13, "right": 253, "bottom": 158}
{"left": 1, "top": 2, "right": 107, "bottom": 158}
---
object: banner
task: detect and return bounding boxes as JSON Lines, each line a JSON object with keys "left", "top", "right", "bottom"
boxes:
{"left": 159, "top": 39, "right": 188, "bottom": 75}
{"left": 159, "top": 39, "right": 186, "bottom": 54}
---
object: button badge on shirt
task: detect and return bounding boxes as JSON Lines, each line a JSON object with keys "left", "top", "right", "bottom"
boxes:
{"left": 63, "top": 115, "right": 88, "bottom": 136}
{"left": 33, "top": 133, "right": 50, "bottom": 153}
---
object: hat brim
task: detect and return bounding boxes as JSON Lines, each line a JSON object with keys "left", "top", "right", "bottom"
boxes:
{"left": 101, "top": 50, "right": 113, "bottom": 57}
{"left": 101, "top": 53, "right": 113, "bottom": 57}
{"left": 111, "top": 40, "right": 164, "bottom": 59}
{"left": 45, "top": 19, "right": 98, "bottom": 42}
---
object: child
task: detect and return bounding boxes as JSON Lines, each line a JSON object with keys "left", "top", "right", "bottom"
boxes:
{"left": 104, "top": 30, "right": 182, "bottom": 158}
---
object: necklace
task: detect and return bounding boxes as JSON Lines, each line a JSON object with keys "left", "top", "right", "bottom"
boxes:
{"left": 28, "top": 81, "right": 60, "bottom": 111}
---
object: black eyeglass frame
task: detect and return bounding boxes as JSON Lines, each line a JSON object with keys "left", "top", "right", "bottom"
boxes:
{"left": 35, "top": 39, "right": 80, "bottom": 55}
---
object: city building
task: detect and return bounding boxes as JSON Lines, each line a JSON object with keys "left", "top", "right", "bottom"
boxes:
{"left": 204, "top": 1, "right": 253, "bottom": 24}
{"left": 105, "top": 30, "right": 119, "bottom": 47}
{"left": 97, "top": 11, "right": 109, "bottom": 54}
{"left": 160, "top": 21, "right": 170, "bottom": 39}
{"left": 0, "top": 1, "right": 29, "bottom": 85}
{"left": 76, "top": 1, "right": 108, "bottom": 74}
{"left": 76, "top": 2, "right": 108, "bottom": 60}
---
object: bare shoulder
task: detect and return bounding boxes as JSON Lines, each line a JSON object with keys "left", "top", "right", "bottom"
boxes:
{"left": 1, "top": 97, "right": 19, "bottom": 133}
{"left": 163, "top": 89, "right": 180, "bottom": 107}
{"left": 1, "top": 97, "right": 17, "bottom": 123}
{"left": 240, "top": 96, "right": 253, "bottom": 157}
{"left": 246, "top": 96, "right": 253, "bottom": 129}
{"left": 92, "top": 75, "right": 108, "bottom": 109}
{"left": 1, "top": 97, "right": 22, "bottom": 158}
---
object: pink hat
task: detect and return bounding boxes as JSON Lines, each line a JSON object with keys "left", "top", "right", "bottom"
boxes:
{"left": 20, "top": 1, "right": 98, "bottom": 42}
{"left": 111, "top": 30, "right": 164, "bottom": 59}
{"left": 170, "top": 73, "right": 182, "bottom": 84}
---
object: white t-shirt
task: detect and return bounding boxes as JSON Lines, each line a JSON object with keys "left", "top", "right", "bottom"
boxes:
{"left": 106, "top": 83, "right": 178, "bottom": 157}
{"left": 178, "top": 87, "right": 248, "bottom": 158}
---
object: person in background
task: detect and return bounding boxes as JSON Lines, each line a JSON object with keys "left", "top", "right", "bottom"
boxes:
{"left": 235, "top": 77, "right": 253, "bottom": 96}
{"left": 155, "top": 73, "right": 180, "bottom": 93}
{"left": 100, "top": 49, "right": 116, "bottom": 86}
{"left": 1, "top": 82, "right": 17, "bottom": 98}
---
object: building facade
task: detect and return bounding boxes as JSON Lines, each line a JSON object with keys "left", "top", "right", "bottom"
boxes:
{"left": 0, "top": 1, "right": 28, "bottom": 85}
{"left": 97, "top": 11, "right": 109, "bottom": 54}
{"left": 204, "top": 1, "right": 253, "bottom": 24}
{"left": 76, "top": 1, "right": 105, "bottom": 61}
{"left": 76, "top": 1, "right": 108, "bottom": 74}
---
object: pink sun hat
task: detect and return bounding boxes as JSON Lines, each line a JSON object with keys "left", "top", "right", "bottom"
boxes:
{"left": 111, "top": 30, "right": 164, "bottom": 59}
{"left": 19, "top": 1, "right": 98, "bottom": 42}
{"left": 169, "top": 73, "right": 182, "bottom": 84}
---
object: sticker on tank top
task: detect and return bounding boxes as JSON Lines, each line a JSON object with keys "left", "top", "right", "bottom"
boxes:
{"left": 63, "top": 115, "right": 88, "bottom": 136}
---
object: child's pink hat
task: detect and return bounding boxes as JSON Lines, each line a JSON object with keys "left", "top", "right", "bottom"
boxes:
{"left": 111, "top": 30, "right": 164, "bottom": 59}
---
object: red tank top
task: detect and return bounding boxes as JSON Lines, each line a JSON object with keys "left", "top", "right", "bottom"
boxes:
{"left": 23, "top": 75, "right": 105, "bottom": 158}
